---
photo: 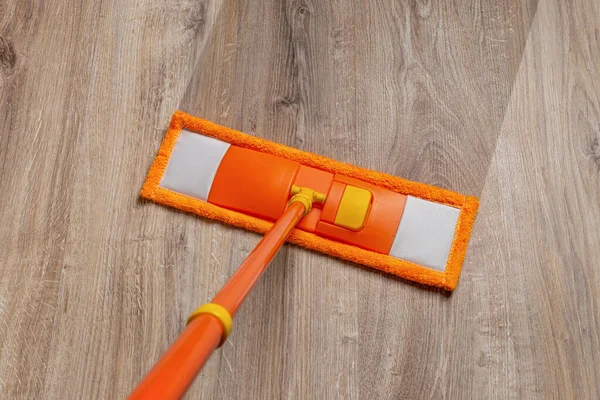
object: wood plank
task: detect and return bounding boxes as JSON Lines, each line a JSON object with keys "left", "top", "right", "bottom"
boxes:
{"left": 465, "top": 0, "right": 600, "bottom": 397}
{"left": 0, "top": 0, "right": 225, "bottom": 398}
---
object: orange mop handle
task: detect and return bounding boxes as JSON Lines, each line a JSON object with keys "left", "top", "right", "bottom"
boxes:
{"left": 129, "top": 187, "right": 325, "bottom": 400}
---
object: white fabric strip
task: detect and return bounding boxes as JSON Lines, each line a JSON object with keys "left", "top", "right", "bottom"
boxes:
{"left": 159, "top": 129, "right": 230, "bottom": 201}
{"left": 389, "top": 196, "right": 460, "bottom": 271}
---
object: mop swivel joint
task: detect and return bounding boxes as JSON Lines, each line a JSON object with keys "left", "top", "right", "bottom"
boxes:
{"left": 288, "top": 185, "right": 327, "bottom": 215}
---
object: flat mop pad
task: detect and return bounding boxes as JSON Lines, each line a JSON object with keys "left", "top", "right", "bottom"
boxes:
{"left": 141, "top": 111, "right": 478, "bottom": 290}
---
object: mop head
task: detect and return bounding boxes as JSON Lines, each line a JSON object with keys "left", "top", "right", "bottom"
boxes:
{"left": 141, "top": 111, "right": 478, "bottom": 290}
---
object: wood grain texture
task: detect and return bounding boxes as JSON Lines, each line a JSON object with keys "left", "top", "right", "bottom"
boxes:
{"left": 0, "top": 0, "right": 598, "bottom": 398}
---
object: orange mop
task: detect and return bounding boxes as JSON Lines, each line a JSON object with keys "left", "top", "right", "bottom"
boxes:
{"left": 129, "top": 111, "right": 479, "bottom": 399}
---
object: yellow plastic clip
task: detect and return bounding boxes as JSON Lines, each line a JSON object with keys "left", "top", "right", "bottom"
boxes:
{"left": 334, "top": 185, "right": 372, "bottom": 230}
{"left": 288, "top": 185, "right": 327, "bottom": 215}
{"left": 187, "top": 303, "right": 232, "bottom": 347}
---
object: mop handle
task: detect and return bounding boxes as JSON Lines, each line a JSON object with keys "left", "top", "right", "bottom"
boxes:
{"left": 129, "top": 187, "right": 325, "bottom": 399}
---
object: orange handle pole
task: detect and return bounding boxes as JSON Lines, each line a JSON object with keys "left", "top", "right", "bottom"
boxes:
{"left": 129, "top": 201, "right": 307, "bottom": 400}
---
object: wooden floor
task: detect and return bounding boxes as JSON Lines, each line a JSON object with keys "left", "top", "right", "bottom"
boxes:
{"left": 1, "top": 0, "right": 599, "bottom": 398}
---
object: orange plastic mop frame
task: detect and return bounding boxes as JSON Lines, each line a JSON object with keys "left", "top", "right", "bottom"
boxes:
{"left": 141, "top": 111, "right": 479, "bottom": 290}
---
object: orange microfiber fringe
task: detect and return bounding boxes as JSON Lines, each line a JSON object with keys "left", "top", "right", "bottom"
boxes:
{"left": 141, "top": 111, "right": 479, "bottom": 291}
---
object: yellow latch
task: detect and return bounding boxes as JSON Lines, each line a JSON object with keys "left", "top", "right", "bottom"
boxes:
{"left": 334, "top": 185, "right": 372, "bottom": 230}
